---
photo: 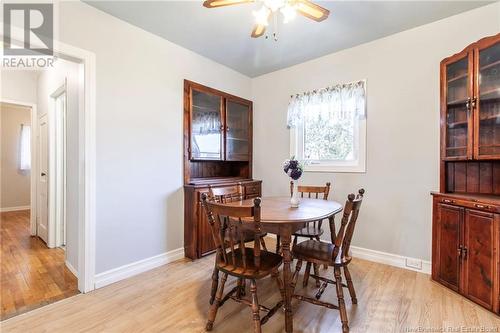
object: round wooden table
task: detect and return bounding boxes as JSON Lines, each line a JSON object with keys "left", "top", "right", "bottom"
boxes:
{"left": 226, "top": 196, "right": 343, "bottom": 333}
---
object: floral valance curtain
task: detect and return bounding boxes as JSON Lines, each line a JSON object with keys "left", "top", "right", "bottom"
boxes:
{"left": 192, "top": 111, "right": 221, "bottom": 135}
{"left": 286, "top": 80, "right": 366, "bottom": 128}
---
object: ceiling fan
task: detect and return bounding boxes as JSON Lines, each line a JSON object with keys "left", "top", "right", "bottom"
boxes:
{"left": 203, "top": 0, "right": 330, "bottom": 40}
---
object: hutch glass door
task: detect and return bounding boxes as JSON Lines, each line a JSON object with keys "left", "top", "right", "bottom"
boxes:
{"left": 225, "top": 100, "right": 250, "bottom": 161}
{"left": 190, "top": 89, "right": 223, "bottom": 160}
{"left": 444, "top": 55, "right": 472, "bottom": 159}
{"left": 476, "top": 41, "right": 500, "bottom": 159}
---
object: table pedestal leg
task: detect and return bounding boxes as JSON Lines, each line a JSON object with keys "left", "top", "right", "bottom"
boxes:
{"left": 281, "top": 233, "right": 293, "bottom": 333}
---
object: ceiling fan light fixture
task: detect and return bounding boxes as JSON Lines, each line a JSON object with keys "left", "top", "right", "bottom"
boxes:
{"left": 203, "top": 0, "right": 329, "bottom": 39}
{"left": 263, "top": 0, "right": 286, "bottom": 12}
{"left": 253, "top": 5, "right": 271, "bottom": 26}
{"left": 280, "top": 4, "right": 297, "bottom": 23}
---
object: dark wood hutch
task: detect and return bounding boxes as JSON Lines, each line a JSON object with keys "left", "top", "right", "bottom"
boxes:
{"left": 432, "top": 33, "right": 500, "bottom": 314}
{"left": 183, "top": 80, "right": 262, "bottom": 259}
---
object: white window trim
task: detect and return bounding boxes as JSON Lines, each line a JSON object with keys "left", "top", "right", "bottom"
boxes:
{"left": 289, "top": 100, "right": 367, "bottom": 174}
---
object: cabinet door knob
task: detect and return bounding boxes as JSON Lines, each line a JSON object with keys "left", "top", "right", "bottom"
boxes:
{"left": 457, "top": 245, "right": 463, "bottom": 258}
{"left": 462, "top": 247, "right": 468, "bottom": 259}
{"left": 471, "top": 96, "right": 477, "bottom": 109}
{"left": 443, "top": 199, "right": 454, "bottom": 204}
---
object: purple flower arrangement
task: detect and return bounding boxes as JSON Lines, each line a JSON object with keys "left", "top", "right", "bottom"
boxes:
{"left": 283, "top": 157, "right": 303, "bottom": 180}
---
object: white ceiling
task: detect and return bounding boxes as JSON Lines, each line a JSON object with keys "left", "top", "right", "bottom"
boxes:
{"left": 85, "top": 1, "right": 492, "bottom": 77}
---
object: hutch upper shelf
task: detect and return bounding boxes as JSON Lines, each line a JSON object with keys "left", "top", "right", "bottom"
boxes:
{"left": 441, "top": 34, "right": 500, "bottom": 161}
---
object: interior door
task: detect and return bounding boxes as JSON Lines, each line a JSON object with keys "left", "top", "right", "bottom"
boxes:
{"left": 436, "top": 203, "right": 463, "bottom": 292}
{"left": 37, "top": 114, "right": 49, "bottom": 244}
{"left": 442, "top": 51, "right": 474, "bottom": 160}
{"left": 463, "top": 209, "right": 497, "bottom": 311}
{"left": 474, "top": 37, "right": 500, "bottom": 159}
{"left": 225, "top": 99, "right": 250, "bottom": 161}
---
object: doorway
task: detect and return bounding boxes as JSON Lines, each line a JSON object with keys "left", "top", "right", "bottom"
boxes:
{"left": 1, "top": 26, "right": 97, "bottom": 319}
{"left": 0, "top": 99, "right": 78, "bottom": 320}
{"left": 1, "top": 57, "right": 85, "bottom": 319}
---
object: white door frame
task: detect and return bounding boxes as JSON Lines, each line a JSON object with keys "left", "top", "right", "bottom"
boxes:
{"left": 2, "top": 27, "right": 97, "bottom": 293}
{"left": 0, "top": 99, "right": 37, "bottom": 235}
{"left": 50, "top": 83, "right": 67, "bottom": 249}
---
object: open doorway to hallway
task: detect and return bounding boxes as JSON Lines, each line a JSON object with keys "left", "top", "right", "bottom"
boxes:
{"left": 1, "top": 57, "right": 83, "bottom": 320}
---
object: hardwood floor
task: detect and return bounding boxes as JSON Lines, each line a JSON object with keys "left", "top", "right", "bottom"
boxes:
{"left": 1, "top": 210, "right": 79, "bottom": 320}
{"left": 1, "top": 237, "right": 499, "bottom": 332}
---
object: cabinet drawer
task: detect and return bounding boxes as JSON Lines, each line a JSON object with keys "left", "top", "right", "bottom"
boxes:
{"left": 438, "top": 197, "right": 500, "bottom": 213}
{"left": 244, "top": 183, "right": 261, "bottom": 197}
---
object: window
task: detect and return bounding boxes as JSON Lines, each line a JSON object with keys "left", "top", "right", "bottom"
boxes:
{"left": 19, "top": 124, "right": 31, "bottom": 171}
{"left": 288, "top": 80, "right": 366, "bottom": 173}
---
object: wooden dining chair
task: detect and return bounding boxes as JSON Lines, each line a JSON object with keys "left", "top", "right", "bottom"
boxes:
{"left": 209, "top": 184, "right": 269, "bottom": 250}
{"left": 201, "top": 194, "right": 284, "bottom": 333}
{"left": 207, "top": 184, "right": 269, "bottom": 304}
{"left": 291, "top": 189, "right": 364, "bottom": 333}
{"left": 276, "top": 181, "right": 331, "bottom": 287}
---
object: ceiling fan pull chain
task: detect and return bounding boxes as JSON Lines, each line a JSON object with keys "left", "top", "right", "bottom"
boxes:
{"left": 273, "top": 11, "right": 279, "bottom": 41}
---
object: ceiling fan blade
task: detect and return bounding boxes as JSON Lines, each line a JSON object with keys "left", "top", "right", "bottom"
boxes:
{"left": 203, "top": 0, "right": 254, "bottom": 8}
{"left": 295, "top": 0, "right": 330, "bottom": 22}
{"left": 251, "top": 24, "right": 267, "bottom": 38}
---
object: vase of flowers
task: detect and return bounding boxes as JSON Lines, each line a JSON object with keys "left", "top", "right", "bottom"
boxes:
{"left": 283, "top": 157, "right": 303, "bottom": 208}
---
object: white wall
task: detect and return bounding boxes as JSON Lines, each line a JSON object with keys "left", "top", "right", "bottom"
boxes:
{"left": 252, "top": 3, "right": 500, "bottom": 261}
{"left": 0, "top": 70, "right": 38, "bottom": 105}
{"left": 57, "top": 2, "right": 252, "bottom": 274}
{"left": 0, "top": 103, "right": 31, "bottom": 209}
{"left": 37, "top": 58, "right": 81, "bottom": 273}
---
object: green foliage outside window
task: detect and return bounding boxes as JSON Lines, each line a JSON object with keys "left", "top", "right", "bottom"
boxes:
{"left": 303, "top": 106, "right": 354, "bottom": 161}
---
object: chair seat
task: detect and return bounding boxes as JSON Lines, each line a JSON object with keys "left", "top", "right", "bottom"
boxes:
{"left": 293, "top": 225, "right": 324, "bottom": 238}
{"left": 292, "top": 240, "right": 351, "bottom": 266}
{"left": 216, "top": 248, "right": 282, "bottom": 279}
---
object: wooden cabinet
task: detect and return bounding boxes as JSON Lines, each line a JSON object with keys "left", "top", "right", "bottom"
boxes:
{"left": 183, "top": 80, "right": 260, "bottom": 259}
{"left": 433, "top": 33, "right": 500, "bottom": 315}
{"left": 475, "top": 39, "right": 500, "bottom": 159}
{"left": 441, "top": 33, "right": 500, "bottom": 161}
{"left": 185, "top": 80, "right": 252, "bottom": 167}
{"left": 432, "top": 195, "right": 499, "bottom": 313}
{"left": 463, "top": 209, "right": 497, "bottom": 310}
{"left": 184, "top": 180, "right": 262, "bottom": 259}
{"left": 434, "top": 203, "right": 462, "bottom": 292}
{"left": 225, "top": 99, "right": 251, "bottom": 161}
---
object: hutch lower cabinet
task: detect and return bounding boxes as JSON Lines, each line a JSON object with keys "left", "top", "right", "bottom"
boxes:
{"left": 432, "top": 193, "right": 499, "bottom": 313}
{"left": 183, "top": 80, "right": 260, "bottom": 259}
{"left": 432, "top": 33, "right": 500, "bottom": 315}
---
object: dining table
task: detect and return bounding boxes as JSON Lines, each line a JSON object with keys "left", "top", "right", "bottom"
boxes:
{"left": 225, "top": 196, "right": 344, "bottom": 333}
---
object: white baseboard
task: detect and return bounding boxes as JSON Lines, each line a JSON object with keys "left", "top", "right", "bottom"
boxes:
{"left": 0, "top": 205, "right": 30, "bottom": 212}
{"left": 268, "top": 235, "right": 430, "bottom": 274}
{"left": 65, "top": 260, "right": 78, "bottom": 279}
{"left": 350, "top": 246, "right": 431, "bottom": 275}
{"left": 94, "top": 248, "right": 185, "bottom": 289}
